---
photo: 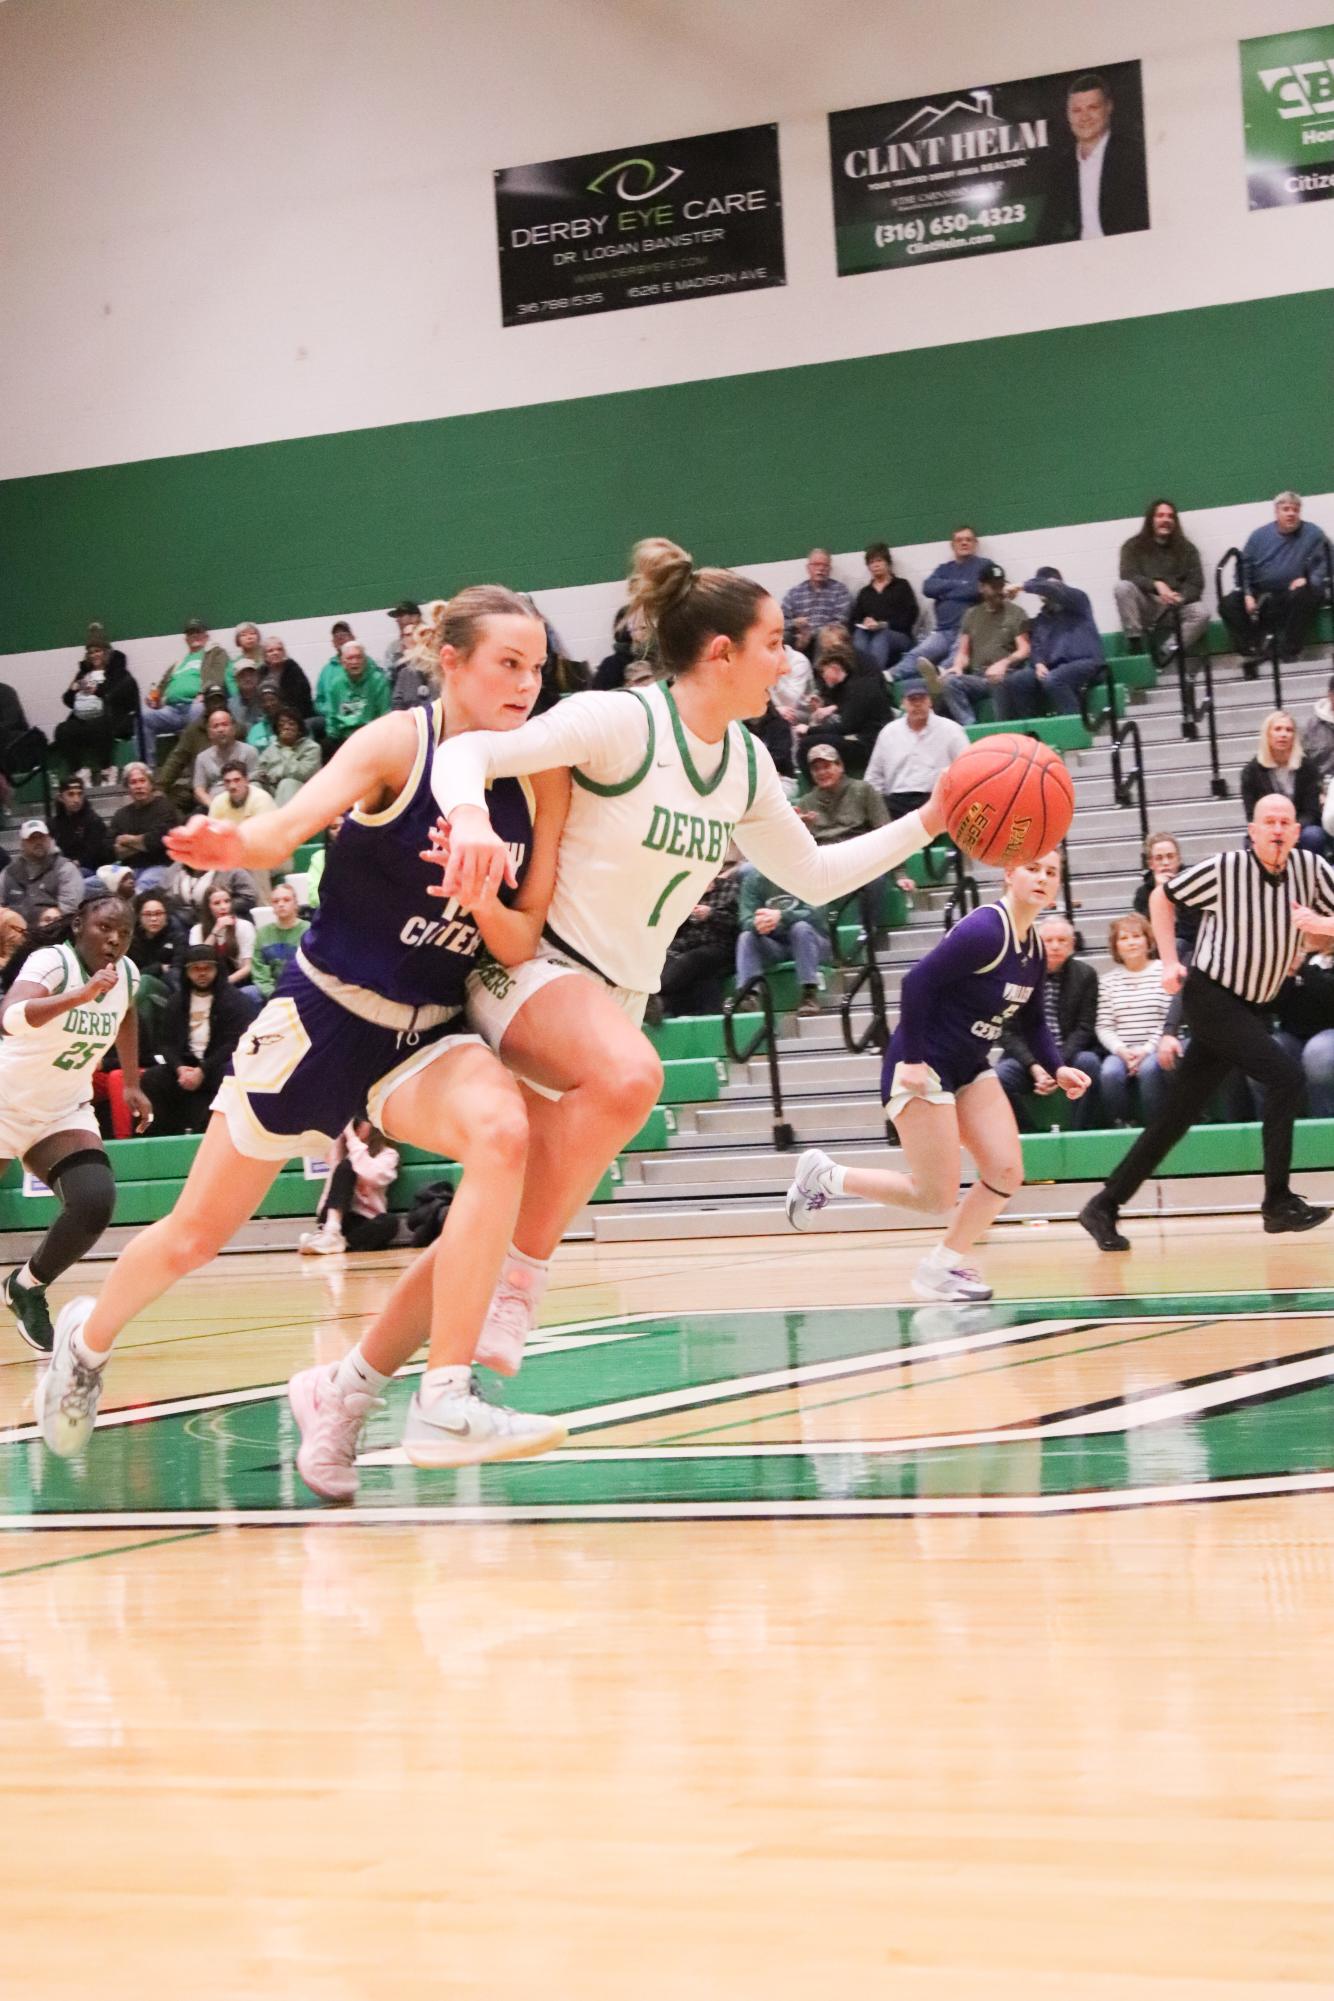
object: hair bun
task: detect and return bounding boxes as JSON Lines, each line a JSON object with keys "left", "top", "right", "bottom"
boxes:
{"left": 627, "top": 537, "right": 696, "bottom": 626}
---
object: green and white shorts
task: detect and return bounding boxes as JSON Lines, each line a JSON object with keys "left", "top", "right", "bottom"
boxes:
{"left": 465, "top": 942, "right": 647, "bottom": 1097}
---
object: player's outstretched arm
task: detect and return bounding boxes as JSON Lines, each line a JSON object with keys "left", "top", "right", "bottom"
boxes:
{"left": 164, "top": 712, "right": 422, "bottom": 875}
{"left": 735, "top": 754, "right": 947, "bottom": 906}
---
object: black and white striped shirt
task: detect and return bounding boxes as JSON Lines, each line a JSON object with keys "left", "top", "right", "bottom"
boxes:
{"left": 1167, "top": 846, "right": 1334, "bottom": 1005}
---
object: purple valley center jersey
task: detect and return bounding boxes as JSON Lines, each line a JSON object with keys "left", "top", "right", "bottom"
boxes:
{"left": 883, "top": 899, "right": 1057, "bottom": 1099}
{"left": 301, "top": 702, "right": 533, "bottom": 1014}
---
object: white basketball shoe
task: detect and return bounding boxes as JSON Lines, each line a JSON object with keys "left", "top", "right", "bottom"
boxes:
{"left": 911, "top": 1251, "right": 994, "bottom": 1304}
{"left": 288, "top": 1363, "right": 384, "bottom": 1501}
{"left": 402, "top": 1378, "right": 567, "bottom": 1468}
{"left": 473, "top": 1258, "right": 548, "bottom": 1377}
{"left": 784, "top": 1148, "right": 838, "bottom": 1231}
{"left": 34, "top": 1298, "right": 106, "bottom": 1458}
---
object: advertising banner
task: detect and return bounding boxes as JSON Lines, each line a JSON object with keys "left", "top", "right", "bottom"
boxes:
{"left": 1241, "top": 25, "right": 1334, "bottom": 208}
{"left": 494, "top": 124, "right": 784, "bottom": 326}
{"left": 829, "top": 61, "right": 1148, "bottom": 274}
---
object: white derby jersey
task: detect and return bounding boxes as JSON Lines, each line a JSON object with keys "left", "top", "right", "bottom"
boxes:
{"left": 0, "top": 944, "right": 139, "bottom": 1125}
{"left": 431, "top": 683, "right": 932, "bottom": 994}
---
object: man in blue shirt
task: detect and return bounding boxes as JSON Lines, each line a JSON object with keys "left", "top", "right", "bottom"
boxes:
{"left": 995, "top": 569, "right": 1105, "bottom": 719}
{"left": 900, "top": 526, "right": 988, "bottom": 687}
{"left": 1221, "top": 493, "right": 1331, "bottom": 674}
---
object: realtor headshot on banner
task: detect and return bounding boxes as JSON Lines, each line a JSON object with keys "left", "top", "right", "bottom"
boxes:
{"left": 829, "top": 60, "right": 1150, "bottom": 275}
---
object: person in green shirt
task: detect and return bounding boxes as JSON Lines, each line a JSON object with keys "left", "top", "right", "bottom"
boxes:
{"left": 317, "top": 641, "right": 391, "bottom": 748}
{"left": 251, "top": 881, "right": 309, "bottom": 999}
{"left": 142, "top": 619, "right": 229, "bottom": 746}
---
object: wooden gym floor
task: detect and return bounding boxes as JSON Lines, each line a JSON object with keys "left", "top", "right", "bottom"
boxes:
{"left": 2, "top": 1214, "right": 1333, "bottom": 1996}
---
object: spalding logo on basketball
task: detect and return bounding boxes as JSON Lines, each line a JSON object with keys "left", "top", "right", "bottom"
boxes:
{"left": 940, "top": 734, "right": 1075, "bottom": 867}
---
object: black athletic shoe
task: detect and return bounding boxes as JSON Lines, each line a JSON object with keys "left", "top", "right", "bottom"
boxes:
{"left": 1261, "top": 1197, "right": 1332, "bottom": 1236}
{"left": 2, "top": 1270, "right": 55, "bottom": 1353}
{"left": 1077, "top": 1197, "right": 1131, "bottom": 1253}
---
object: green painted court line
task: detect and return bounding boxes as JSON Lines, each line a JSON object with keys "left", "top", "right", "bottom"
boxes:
{"left": 0, "top": 1526, "right": 216, "bottom": 1582}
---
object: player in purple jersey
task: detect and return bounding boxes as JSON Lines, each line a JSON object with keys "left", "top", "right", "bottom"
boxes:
{"left": 786, "top": 852, "right": 1090, "bottom": 1301}
{"left": 36, "top": 589, "right": 573, "bottom": 1490}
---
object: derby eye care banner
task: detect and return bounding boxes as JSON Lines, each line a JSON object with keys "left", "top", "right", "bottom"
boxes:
{"left": 829, "top": 61, "right": 1149, "bottom": 274}
{"left": 495, "top": 125, "right": 785, "bottom": 325}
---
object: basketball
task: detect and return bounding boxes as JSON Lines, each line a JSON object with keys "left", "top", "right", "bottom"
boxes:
{"left": 939, "top": 734, "right": 1076, "bottom": 867}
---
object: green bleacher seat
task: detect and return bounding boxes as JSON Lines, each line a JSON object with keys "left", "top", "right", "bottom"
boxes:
{"left": 646, "top": 1016, "right": 727, "bottom": 1061}
{"left": 966, "top": 715, "right": 1092, "bottom": 753}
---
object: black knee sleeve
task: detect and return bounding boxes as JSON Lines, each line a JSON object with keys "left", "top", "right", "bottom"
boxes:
{"left": 28, "top": 1152, "right": 117, "bottom": 1286}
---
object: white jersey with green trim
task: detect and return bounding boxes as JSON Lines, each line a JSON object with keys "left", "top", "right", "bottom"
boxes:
{"left": 0, "top": 944, "right": 138, "bottom": 1126}
{"left": 431, "top": 682, "right": 932, "bottom": 993}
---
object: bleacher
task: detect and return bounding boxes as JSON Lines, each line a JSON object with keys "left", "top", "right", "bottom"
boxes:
{"left": 2, "top": 608, "right": 1332, "bottom": 1258}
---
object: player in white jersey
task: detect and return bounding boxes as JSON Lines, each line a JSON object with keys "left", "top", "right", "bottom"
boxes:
{"left": 400, "top": 537, "right": 948, "bottom": 1376}
{"left": 0, "top": 893, "right": 149, "bottom": 1353}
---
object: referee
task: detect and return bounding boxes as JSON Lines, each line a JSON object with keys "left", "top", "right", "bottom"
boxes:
{"left": 1080, "top": 794, "right": 1334, "bottom": 1250}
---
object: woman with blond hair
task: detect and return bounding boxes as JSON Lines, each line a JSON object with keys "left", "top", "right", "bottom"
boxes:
{"left": 1096, "top": 912, "right": 1172, "bottom": 1125}
{"left": 1240, "top": 711, "right": 1324, "bottom": 850}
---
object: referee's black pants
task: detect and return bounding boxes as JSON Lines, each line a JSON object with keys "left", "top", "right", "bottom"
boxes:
{"left": 1101, "top": 972, "right": 1303, "bottom": 1211}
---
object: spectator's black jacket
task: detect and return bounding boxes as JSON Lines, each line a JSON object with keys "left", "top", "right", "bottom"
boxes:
{"left": 1275, "top": 959, "right": 1334, "bottom": 1043}
{"left": 63, "top": 651, "right": 141, "bottom": 736}
{"left": 1239, "top": 758, "right": 1322, "bottom": 828}
{"left": 108, "top": 794, "right": 180, "bottom": 868}
{"left": 51, "top": 801, "right": 113, "bottom": 870}
{"left": 1001, "top": 957, "right": 1099, "bottom": 1069}
{"left": 1133, "top": 869, "right": 1202, "bottom": 952}
{"left": 746, "top": 704, "right": 794, "bottom": 777}
{"left": 153, "top": 981, "right": 249, "bottom": 1094}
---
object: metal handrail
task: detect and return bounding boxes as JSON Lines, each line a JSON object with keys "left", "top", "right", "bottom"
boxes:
{"left": 840, "top": 949, "right": 889, "bottom": 1054}
{"left": 1081, "top": 660, "right": 1149, "bottom": 845}
{"left": 723, "top": 974, "right": 795, "bottom": 1151}
{"left": 1216, "top": 544, "right": 1283, "bottom": 709}
{"left": 942, "top": 847, "right": 980, "bottom": 930}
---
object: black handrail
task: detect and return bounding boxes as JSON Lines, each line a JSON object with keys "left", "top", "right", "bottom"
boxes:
{"left": 1081, "top": 660, "right": 1150, "bottom": 845}
{"left": 723, "top": 975, "right": 795, "bottom": 1151}
{"left": 942, "top": 847, "right": 980, "bottom": 930}
{"left": 840, "top": 948, "right": 889, "bottom": 1054}
{"left": 1216, "top": 544, "right": 1283, "bottom": 709}
{"left": 1059, "top": 840, "right": 1077, "bottom": 928}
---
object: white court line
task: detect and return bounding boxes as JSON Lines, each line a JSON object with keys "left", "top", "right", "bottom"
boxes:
{"left": 2, "top": 1466, "right": 1334, "bottom": 1528}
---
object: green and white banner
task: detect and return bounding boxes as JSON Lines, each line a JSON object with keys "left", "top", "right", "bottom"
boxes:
{"left": 1241, "top": 24, "right": 1334, "bottom": 208}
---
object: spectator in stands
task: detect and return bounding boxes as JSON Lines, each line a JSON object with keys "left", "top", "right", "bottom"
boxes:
{"left": 245, "top": 677, "right": 284, "bottom": 750}
{"left": 796, "top": 742, "right": 888, "bottom": 841}
{"left": 231, "top": 622, "right": 265, "bottom": 684}
{"left": 0, "top": 679, "right": 45, "bottom": 812}
{"left": 998, "top": 914, "right": 1103, "bottom": 1129}
{"left": 140, "top": 945, "right": 248, "bottom": 1135}
{"left": 1002, "top": 569, "right": 1105, "bottom": 718}
{"left": 796, "top": 636, "right": 892, "bottom": 775}
{"left": 655, "top": 865, "right": 743, "bottom": 1021}
{"left": 303, "top": 817, "right": 340, "bottom": 910}
{"left": 1222, "top": 493, "right": 1331, "bottom": 674}
{"left": 318, "top": 640, "right": 391, "bottom": 750}
{"left": 54, "top": 633, "right": 140, "bottom": 781}
{"left": 160, "top": 857, "right": 257, "bottom": 920}
{"left": 130, "top": 890, "right": 188, "bottom": 983}
{"left": 109, "top": 763, "right": 179, "bottom": 883}
{"left": 141, "top": 619, "right": 230, "bottom": 744}
{"left": 940, "top": 562, "right": 1031, "bottom": 724}
{"left": 744, "top": 701, "right": 794, "bottom": 778}
{"left": 851, "top": 544, "right": 919, "bottom": 677}
{"left": 593, "top": 605, "right": 656, "bottom": 691}
{"left": 382, "top": 599, "right": 423, "bottom": 681}
{"left": 228, "top": 659, "right": 265, "bottom": 739}
{"left": 157, "top": 686, "right": 231, "bottom": 813}
{"left": 50, "top": 775, "right": 112, "bottom": 879}
{"left": 0, "top": 819, "right": 83, "bottom": 926}
{"left": 188, "top": 884, "right": 257, "bottom": 993}
{"left": 901, "top": 526, "right": 988, "bottom": 683}
{"left": 192, "top": 709, "right": 259, "bottom": 810}
{"left": 1274, "top": 950, "right": 1334, "bottom": 1118}
{"left": 259, "top": 635, "right": 313, "bottom": 720}
{"left": 302, "top": 1120, "right": 402, "bottom": 1256}
{"left": 1116, "top": 499, "right": 1209, "bottom": 661}
{"left": 0, "top": 907, "right": 27, "bottom": 990}
{"left": 257, "top": 707, "right": 322, "bottom": 805}
{"left": 209, "top": 761, "right": 275, "bottom": 828}
{"left": 781, "top": 549, "right": 853, "bottom": 655}
{"left": 772, "top": 639, "right": 816, "bottom": 727}
{"left": 1240, "top": 712, "right": 1324, "bottom": 852}
{"left": 1096, "top": 914, "right": 1172, "bottom": 1124}
{"left": 252, "top": 881, "right": 308, "bottom": 1001}
{"left": 1302, "top": 672, "right": 1334, "bottom": 786}
{"left": 865, "top": 682, "right": 968, "bottom": 820}
{"left": 736, "top": 865, "right": 829, "bottom": 1017}
{"left": 1134, "top": 832, "right": 1203, "bottom": 958}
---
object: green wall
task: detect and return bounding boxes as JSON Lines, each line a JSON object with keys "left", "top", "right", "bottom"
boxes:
{"left": 4, "top": 287, "right": 1332, "bottom": 655}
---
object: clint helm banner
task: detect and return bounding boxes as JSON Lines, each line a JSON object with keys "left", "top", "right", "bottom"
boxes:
{"left": 1241, "top": 25, "right": 1334, "bottom": 208}
{"left": 494, "top": 124, "right": 784, "bottom": 326}
{"left": 829, "top": 61, "right": 1149, "bottom": 274}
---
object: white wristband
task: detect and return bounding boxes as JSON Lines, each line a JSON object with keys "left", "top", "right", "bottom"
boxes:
{"left": 2, "top": 999, "right": 40, "bottom": 1038}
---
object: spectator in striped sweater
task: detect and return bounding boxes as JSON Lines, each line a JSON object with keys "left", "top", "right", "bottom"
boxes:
{"left": 1096, "top": 914, "right": 1172, "bottom": 1125}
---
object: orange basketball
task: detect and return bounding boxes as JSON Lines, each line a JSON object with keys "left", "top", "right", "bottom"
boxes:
{"left": 939, "top": 734, "right": 1075, "bottom": 867}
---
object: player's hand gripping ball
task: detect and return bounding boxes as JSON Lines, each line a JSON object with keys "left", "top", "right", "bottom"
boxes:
{"left": 939, "top": 734, "right": 1075, "bottom": 867}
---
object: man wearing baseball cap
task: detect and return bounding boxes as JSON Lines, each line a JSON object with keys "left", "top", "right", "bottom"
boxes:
{"left": 939, "top": 561, "right": 1031, "bottom": 725}
{"left": 141, "top": 619, "right": 230, "bottom": 745}
{"left": 0, "top": 821, "right": 84, "bottom": 926}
